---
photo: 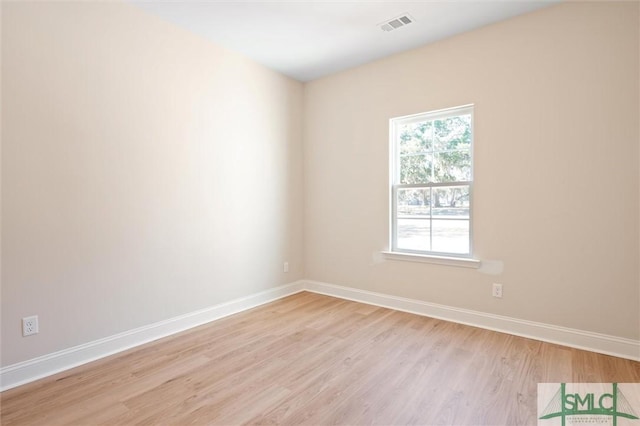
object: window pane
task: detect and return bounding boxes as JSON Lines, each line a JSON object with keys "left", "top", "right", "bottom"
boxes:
{"left": 397, "top": 188, "right": 431, "bottom": 216}
{"left": 432, "top": 220, "right": 469, "bottom": 254}
{"left": 400, "top": 154, "right": 432, "bottom": 184}
{"left": 432, "top": 150, "right": 471, "bottom": 183}
{"left": 397, "top": 188, "right": 430, "bottom": 251}
{"left": 431, "top": 184, "right": 470, "bottom": 254}
{"left": 433, "top": 115, "right": 471, "bottom": 152}
{"left": 397, "top": 218, "right": 431, "bottom": 252}
{"left": 399, "top": 121, "right": 432, "bottom": 155}
{"left": 432, "top": 186, "right": 469, "bottom": 219}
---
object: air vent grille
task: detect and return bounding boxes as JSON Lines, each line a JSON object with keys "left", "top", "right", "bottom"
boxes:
{"left": 380, "top": 14, "right": 414, "bottom": 32}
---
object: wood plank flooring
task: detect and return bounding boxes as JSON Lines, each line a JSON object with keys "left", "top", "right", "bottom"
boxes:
{"left": 1, "top": 291, "right": 639, "bottom": 425}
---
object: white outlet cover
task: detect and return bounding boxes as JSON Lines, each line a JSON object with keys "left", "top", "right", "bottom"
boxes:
{"left": 22, "top": 315, "right": 39, "bottom": 336}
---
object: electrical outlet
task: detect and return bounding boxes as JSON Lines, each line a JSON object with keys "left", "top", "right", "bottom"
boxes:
{"left": 22, "top": 315, "right": 39, "bottom": 336}
{"left": 492, "top": 283, "right": 503, "bottom": 298}
{"left": 283, "top": 262, "right": 289, "bottom": 273}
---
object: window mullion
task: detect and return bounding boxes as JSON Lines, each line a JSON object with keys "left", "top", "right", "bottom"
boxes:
{"left": 395, "top": 181, "right": 471, "bottom": 189}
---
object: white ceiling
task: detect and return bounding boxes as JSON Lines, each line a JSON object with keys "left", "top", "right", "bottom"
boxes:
{"left": 132, "top": 1, "right": 558, "bottom": 82}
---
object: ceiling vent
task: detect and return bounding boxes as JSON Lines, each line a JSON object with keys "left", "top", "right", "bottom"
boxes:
{"left": 380, "top": 14, "right": 414, "bottom": 32}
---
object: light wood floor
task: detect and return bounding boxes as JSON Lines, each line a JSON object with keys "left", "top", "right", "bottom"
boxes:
{"left": 1, "top": 292, "right": 639, "bottom": 425}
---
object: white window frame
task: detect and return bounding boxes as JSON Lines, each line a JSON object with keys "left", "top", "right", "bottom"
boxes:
{"left": 388, "top": 104, "right": 477, "bottom": 265}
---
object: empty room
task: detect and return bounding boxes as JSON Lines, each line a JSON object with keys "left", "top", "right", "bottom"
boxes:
{"left": 1, "top": 0, "right": 639, "bottom": 424}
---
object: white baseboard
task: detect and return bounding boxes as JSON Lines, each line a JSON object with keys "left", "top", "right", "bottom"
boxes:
{"left": 2, "top": 278, "right": 638, "bottom": 392}
{"left": 303, "top": 280, "right": 640, "bottom": 362}
{"left": 0, "top": 281, "right": 305, "bottom": 392}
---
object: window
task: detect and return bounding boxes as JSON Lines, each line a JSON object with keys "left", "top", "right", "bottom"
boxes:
{"left": 390, "top": 105, "right": 473, "bottom": 258}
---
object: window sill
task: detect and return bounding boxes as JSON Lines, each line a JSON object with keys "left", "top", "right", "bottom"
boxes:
{"left": 381, "top": 251, "right": 481, "bottom": 269}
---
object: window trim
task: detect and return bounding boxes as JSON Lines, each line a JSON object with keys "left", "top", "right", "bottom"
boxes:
{"left": 389, "top": 104, "right": 475, "bottom": 260}
{"left": 381, "top": 251, "right": 481, "bottom": 269}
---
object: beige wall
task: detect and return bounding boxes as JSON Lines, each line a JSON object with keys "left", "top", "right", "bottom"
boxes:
{"left": 303, "top": 2, "right": 640, "bottom": 340}
{"left": 2, "top": 1, "right": 638, "bottom": 369}
{"left": 1, "top": 2, "right": 303, "bottom": 366}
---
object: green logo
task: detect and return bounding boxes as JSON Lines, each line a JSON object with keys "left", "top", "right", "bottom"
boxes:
{"left": 539, "top": 383, "right": 639, "bottom": 426}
